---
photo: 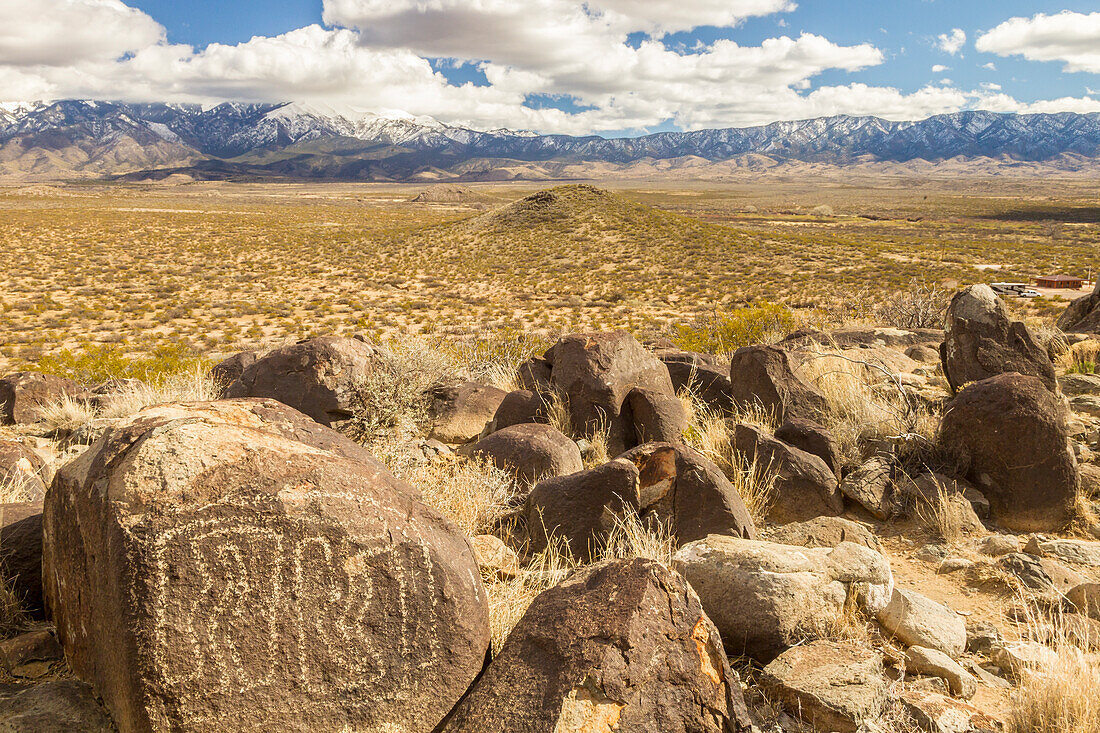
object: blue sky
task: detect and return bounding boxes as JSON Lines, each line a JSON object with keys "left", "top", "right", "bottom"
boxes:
{"left": 4, "top": 1, "right": 1100, "bottom": 135}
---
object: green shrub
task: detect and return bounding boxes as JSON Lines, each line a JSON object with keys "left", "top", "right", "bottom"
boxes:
{"left": 30, "top": 344, "right": 212, "bottom": 386}
{"left": 672, "top": 302, "right": 799, "bottom": 354}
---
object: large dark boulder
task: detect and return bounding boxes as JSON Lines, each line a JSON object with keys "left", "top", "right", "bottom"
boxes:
{"left": 1058, "top": 281, "right": 1100, "bottom": 334}
{"left": 470, "top": 423, "right": 583, "bottom": 486}
{"left": 0, "top": 372, "right": 84, "bottom": 425}
{"left": 733, "top": 424, "right": 843, "bottom": 524}
{"left": 439, "top": 558, "right": 754, "bottom": 733}
{"left": 547, "top": 331, "right": 676, "bottom": 455}
{"left": 628, "top": 387, "right": 687, "bottom": 444}
{"left": 491, "top": 389, "right": 550, "bottom": 431}
{"left": 223, "top": 336, "right": 381, "bottom": 428}
{"left": 938, "top": 373, "right": 1078, "bottom": 531}
{"left": 618, "top": 442, "right": 757, "bottom": 544}
{"left": 428, "top": 381, "right": 507, "bottom": 443}
{"left": 1, "top": 501, "right": 45, "bottom": 618}
{"left": 43, "top": 399, "right": 489, "bottom": 733}
{"left": 657, "top": 349, "right": 733, "bottom": 413}
{"left": 774, "top": 418, "right": 841, "bottom": 478}
{"left": 728, "top": 346, "right": 827, "bottom": 423}
{"left": 527, "top": 459, "right": 641, "bottom": 561}
{"left": 940, "top": 285, "right": 1057, "bottom": 393}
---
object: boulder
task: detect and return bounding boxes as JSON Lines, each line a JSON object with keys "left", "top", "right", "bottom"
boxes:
{"left": 906, "top": 344, "right": 942, "bottom": 363}
{"left": 1060, "top": 372, "right": 1100, "bottom": 397}
{"left": 0, "top": 439, "right": 49, "bottom": 501}
{"left": 966, "top": 621, "right": 1004, "bottom": 656}
{"left": 526, "top": 459, "right": 641, "bottom": 561}
{"left": 209, "top": 350, "right": 258, "bottom": 394}
{"left": 938, "top": 373, "right": 1078, "bottom": 531}
{"left": 43, "top": 398, "right": 489, "bottom": 733}
{"left": 760, "top": 641, "right": 886, "bottom": 733}
{"left": 905, "top": 646, "right": 977, "bottom": 699}
{"left": 732, "top": 423, "right": 843, "bottom": 524}
{"left": 940, "top": 285, "right": 1057, "bottom": 393}
{"left": 657, "top": 349, "right": 734, "bottom": 413}
{"left": 0, "top": 680, "right": 115, "bottom": 732}
{"left": 767, "top": 516, "right": 883, "bottom": 553}
{"left": 470, "top": 423, "right": 583, "bottom": 486}
{"left": 0, "top": 372, "right": 84, "bottom": 425}
{"left": 1067, "top": 582, "right": 1100, "bottom": 620}
{"left": 515, "top": 356, "right": 552, "bottom": 392}
{"left": 439, "top": 558, "right": 754, "bottom": 733}
{"left": 877, "top": 588, "right": 966, "bottom": 658}
{"left": 839, "top": 456, "right": 895, "bottom": 520}
{"left": 774, "top": 418, "right": 841, "bottom": 477}
{"left": 0, "top": 628, "right": 64, "bottom": 678}
{"left": 0, "top": 502, "right": 45, "bottom": 618}
{"left": 223, "top": 336, "right": 382, "bottom": 428}
{"left": 728, "top": 345, "right": 828, "bottom": 423}
{"left": 672, "top": 535, "right": 892, "bottom": 662}
{"left": 547, "top": 331, "right": 677, "bottom": 455}
{"left": 618, "top": 442, "right": 757, "bottom": 545}
{"left": 1024, "top": 537, "right": 1100, "bottom": 567}
{"left": 977, "top": 534, "right": 1019, "bottom": 557}
{"left": 999, "top": 552, "right": 1084, "bottom": 594}
{"left": 899, "top": 689, "right": 1002, "bottom": 733}
{"left": 428, "top": 381, "right": 507, "bottom": 443}
{"left": 627, "top": 387, "right": 687, "bottom": 444}
{"left": 491, "top": 389, "right": 549, "bottom": 431}
{"left": 1057, "top": 280, "right": 1100, "bottom": 334}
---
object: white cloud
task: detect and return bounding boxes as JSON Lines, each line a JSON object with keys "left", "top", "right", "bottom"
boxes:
{"left": 982, "top": 62, "right": 996, "bottom": 71}
{"left": 937, "top": 28, "right": 966, "bottom": 55}
{"left": 0, "top": 0, "right": 163, "bottom": 66}
{"left": 0, "top": 0, "right": 1097, "bottom": 135}
{"left": 932, "top": 64, "right": 949, "bottom": 73}
{"left": 976, "top": 11, "right": 1100, "bottom": 73}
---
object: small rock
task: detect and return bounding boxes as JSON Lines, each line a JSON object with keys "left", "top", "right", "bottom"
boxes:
{"left": 966, "top": 621, "right": 1003, "bottom": 656}
{"left": 899, "top": 689, "right": 1003, "bottom": 733}
{"left": 917, "top": 544, "right": 951, "bottom": 563}
{"left": 938, "top": 558, "right": 973, "bottom": 574}
{"left": 999, "top": 552, "right": 1084, "bottom": 594}
{"left": 877, "top": 588, "right": 966, "bottom": 658}
{"left": 977, "top": 534, "right": 1019, "bottom": 557}
{"left": 1024, "top": 536, "right": 1100, "bottom": 567}
{"left": 964, "top": 659, "right": 1011, "bottom": 689}
{"left": 774, "top": 418, "right": 842, "bottom": 478}
{"left": 760, "top": 641, "right": 887, "bottom": 733}
{"left": 0, "top": 629, "right": 63, "bottom": 678}
{"left": 839, "top": 456, "right": 895, "bottom": 520}
{"left": 905, "top": 645, "right": 977, "bottom": 699}
{"left": 471, "top": 535, "right": 519, "bottom": 579}
{"left": 1067, "top": 582, "right": 1100, "bottom": 620}
{"left": 766, "top": 516, "right": 882, "bottom": 552}
{"left": 990, "top": 641, "right": 1057, "bottom": 680}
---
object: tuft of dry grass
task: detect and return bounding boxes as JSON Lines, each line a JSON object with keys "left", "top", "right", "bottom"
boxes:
{"left": 797, "top": 346, "right": 938, "bottom": 465}
{"left": 681, "top": 391, "right": 779, "bottom": 523}
{"left": 445, "top": 329, "right": 554, "bottom": 392}
{"left": 34, "top": 367, "right": 221, "bottom": 435}
{"left": 0, "top": 572, "right": 28, "bottom": 639}
{"left": 914, "top": 478, "right": 973, "bottom": 545}
{"left": 386, "top": 453, "right": 518, "bottom": 538}
{"left": 1007, "top": 607, "right": 1100, "bottom": 733}
{"left": 1060, "top": 339, "right": 1100, "bottom": 375}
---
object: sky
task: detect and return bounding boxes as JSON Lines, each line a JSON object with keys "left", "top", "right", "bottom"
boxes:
{"left": 1, "top": 0, "right": 1099, "bottom": 137}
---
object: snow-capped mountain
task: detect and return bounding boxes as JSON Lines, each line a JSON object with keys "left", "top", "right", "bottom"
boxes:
{"left": 0, "top": 100, "right": 1098, "bottom": 180}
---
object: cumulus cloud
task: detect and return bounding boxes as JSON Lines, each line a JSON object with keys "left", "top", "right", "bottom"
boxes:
{"left": 0, "top": 0, "right": 163, "bottom": 66}
{"left": 0, "top": 0, "right": 1097, "bottom": 134}
{"left": 936, "top": 28, "right": 966, "bottom": 55}
{"left": 976, "top": 11, "right": 1100, "bottom": 73}
{"left": 932, "top": 65, "right": 949, "bottom": 73}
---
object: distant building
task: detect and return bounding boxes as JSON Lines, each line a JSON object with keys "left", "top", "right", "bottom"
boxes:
{"left": 1035, "top": 275, "right": 1085, "bottom": 289}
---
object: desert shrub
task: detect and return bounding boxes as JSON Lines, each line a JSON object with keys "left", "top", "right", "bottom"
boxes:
{"left": 811, "top": 204, "right": 835, "bottom": 217}
{"left": 445, "top": 328, "right": 553, "bottom": 391}
{"left": 872, "top": 280, "right": 948, "bottom": 330}
{"left": 32, "top": 343, "right": 212, "bottom": 386}
{"left": 1062, "top": 339, "right": 1100, "bottom": 375}
{"left": 673, "top": 301, "right": 799, "bottom": 355}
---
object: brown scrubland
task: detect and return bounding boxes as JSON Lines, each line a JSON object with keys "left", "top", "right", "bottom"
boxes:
{"left": 1, "top": 176, "right": 1099, "bottom": 732}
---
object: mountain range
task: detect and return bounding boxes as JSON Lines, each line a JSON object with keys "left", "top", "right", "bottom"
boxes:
{"left": 1, "top": 100, "right": 1099, "bottom": 182}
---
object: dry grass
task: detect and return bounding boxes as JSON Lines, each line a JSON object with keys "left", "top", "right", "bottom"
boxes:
{"left": 1007, "top": 607, "right": 1100, "bottom": 733}
{"left": 1061, "top": 339, "right": 1100, "bottom": 375}
{"left": 386, "top": 453, "right": 518, "bottom": 538}
{"left": 681, "top": 392, "right": 779, "bottom": 523}
{"left": 34, "top": 366, "right": 220, "bottom": 434}
{"left": 797, "top": 346, "right": 938, "bottom": 465}
{"left": 914, "top": 479, "right": 973, "bottom": 545}
{"left": 0, "top": 572, "right": 27, "bottom": 639}
{"left": 0, "top": 465, "right": 47, "bottom": 503}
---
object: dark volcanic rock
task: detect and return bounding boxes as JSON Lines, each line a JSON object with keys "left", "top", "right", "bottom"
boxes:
{"left": 210, "top": 350, "right": 258, "bottom": 394}
{"left": 43, "top": 398, "right": 489, "bottom": 733}
{"left": 1058, "top": 281, "right": 1100, "bottom": 335}
{"left": 0, "top": 502, "right": 45, "bottom": 618}
{"left": 940, "top": 285, "right": 1057, "bottom": 393}
{"left": 491, "top": 389, "right": 550, "bottom": 431}
{"left": 627, "top": 387, "right": 688, "bottom": 444}
{"left": 774, "top": 418, "right": 841, "bottom": 478}
{"left": 439, "top": 558, "right": 753, "bottom": 733}
{"left": 428, "top": 380, "right": 507, "bottom": 443}
{"left": 729, "top": 345, "right": 827, "bottom": 423}
{"left": 0, "top": 372, "right": 84, "bottom": 425}
{"left": 223, "top": 336, "right": 382, "bottom": 428}
{"left": 471, "top": 423, "right": 583, "bottom": 485}
{"left": 938, "top": 373, "right": 1077, "bottom": 531}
